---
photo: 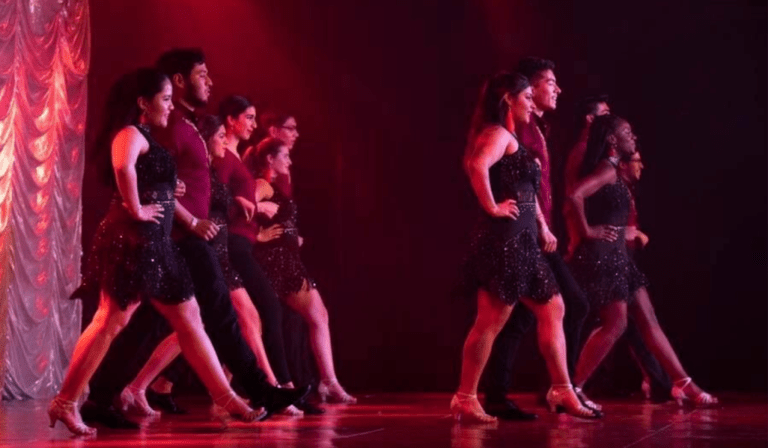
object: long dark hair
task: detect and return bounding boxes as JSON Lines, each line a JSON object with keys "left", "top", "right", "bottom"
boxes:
{"left": 197, "top": 114, "right": 223, "bottom": 146}
{"left": 578, "top": 114, "right": 626, "bottom": 179}
{"left": 94, "top": 68, "right": 169, "bottom": 187}
{"left": 245, "top": 137, "right": 285, "bottom": 179}
{"left": 465, "top": 72, "right": 529, "bottom": 158}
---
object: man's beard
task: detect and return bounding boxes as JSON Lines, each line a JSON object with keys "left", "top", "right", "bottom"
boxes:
{"left": 185, "top": 90, "right": 207, "bottom": 109}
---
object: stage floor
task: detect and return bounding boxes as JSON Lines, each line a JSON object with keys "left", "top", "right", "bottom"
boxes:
{"left": 1, "top": 393, "right": 766, "bottom": 447}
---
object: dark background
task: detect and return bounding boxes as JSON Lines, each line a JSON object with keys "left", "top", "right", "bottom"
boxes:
{"left": 83, "top": 0, "right": 767, "bottom": 393}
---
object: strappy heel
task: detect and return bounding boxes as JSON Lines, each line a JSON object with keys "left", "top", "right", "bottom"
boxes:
{"left": 574, "top": 386, "right": 603, "bottom": 412}
{"left": 48, "top": 395, "right": 97, "bottom": 436}
{"left": 546, "top": 384, "right": 601, "bottom": 419}
{"left": 318, "top": 378, "right": 357, "bottom": 404}
{"left": 671, "top": 377, "right": 718, "bottom": 407}
{"left": 450, "top": 392, "right": 497, "bottom": 423}
{"left": 212, "top": 391, "right": 265, "bottom": 423}
{"left": 119, "top": 386, "right": 160, "bottom": 417}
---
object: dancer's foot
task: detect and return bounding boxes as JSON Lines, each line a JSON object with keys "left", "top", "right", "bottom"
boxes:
{"left": 318, "top": 379, "right": 356, "bottom": 404}
{"left": 483, "top": 397, "right": 537, "bottom": 421}
{"left": 212, "top": 391, "right": 264, "bottom": 422}
{"left": 80, "top": 400, "right": 139, "bottom": 429}
{"left": 119, "top": 386, "right": 160, "bottom": 417}
{"left": 451, "top": 393, "right": 497, "bottom": 423}
{"left": 48, "top": 396, "right": 97, "bottom": 436}
{"left": 546, "top": 385, "right": 601, "bottom": 419}
{"left": 146, "top": 389, "right": 186, "bottom": 415}
{"left": 574, "top": 386, "right": 603, "bottom": 412}
{"left": 671, "top": 377, "right": 718, "bottom": 406}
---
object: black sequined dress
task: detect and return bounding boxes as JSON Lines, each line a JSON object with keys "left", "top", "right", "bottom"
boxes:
{"left": 73, "top": 126, "right": 194, "bottom": 310}
{"left": 462, "top": 147, "right": 559, "bottom": 304}
{"left": 569, "top": 177, "right": 649, "bottom": 307}
{"left": 254, "top": 184, "right": 316, "bottom": 299}
{"left": 209, "top": 167, "right": 244, "bottom": 291}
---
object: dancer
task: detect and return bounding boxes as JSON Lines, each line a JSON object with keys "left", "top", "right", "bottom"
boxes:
{"left": 50, "top": 68, "right": 260, "bottom": 436}
{"left": 568, "top": 114, "right": 717, "bottom": 407}
{"left": 245, "top": 137, "right": 356, "bottom": 404}
{"left": 454, "top": 72, "right": 598, "bottom": 423}
{"left": 482, "top": 58, "right": 592, "bottom": 420}
{"left": 118, "top": 114, "right": 285, "bottom": 417}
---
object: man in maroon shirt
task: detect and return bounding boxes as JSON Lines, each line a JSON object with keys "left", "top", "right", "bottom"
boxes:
{"left": 482, "top": 57, "right": 593, "bottom": 419}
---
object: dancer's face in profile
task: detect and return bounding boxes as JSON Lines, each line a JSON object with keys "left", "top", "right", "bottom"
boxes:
{"left": 229, "top": 106, "right": 257, "bottom": 141}
{"left": 621, "top": 151, "right": 644, "bottom": 183}
{"left": 613, "top": 120, "right": 637, "bottom": 156}
{"left": 141, "top": 79, "right": 174, "bottom": 128}
{"left": 207, "top": 125, "right": 227, "bottom": 159}
{"left": 268, "top": 145, "right": 292, "bottom": 175}
{"left": 531, "top": 69, "right": 561, "bottom": 112}
{"left": 186, "top": 62, "right": 212, "bottom": 106}
{"left": 271, "top": 116, "right": 299, "bottom": 149}
{"left": 508, "top": 86, "right": 535, "bottom": 125}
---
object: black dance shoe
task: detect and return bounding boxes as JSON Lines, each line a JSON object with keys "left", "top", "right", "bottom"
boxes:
{"left": 294, "top": 396, "right": 326, "bottom": 415}
{"left": 146, "top": 389, "right": 187, "bottom": 415}
{"left": 483, "top": 398, "right": 538, "bottom": 421}
{"left": 253, "top": 384, "right": 311, "bottom": 420}
{"left": 80, "top": 400, "right": 139, "bottom": 429}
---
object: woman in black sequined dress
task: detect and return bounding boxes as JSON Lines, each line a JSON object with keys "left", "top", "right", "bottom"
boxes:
{"left": 454, "top": 72, "right": 598, "bottom": 423}
{"left": 119, "top": 115, "right": 282, "bottom": 410}
{"left": 246, "top": 137, "right": 356, "bottom": 404}
{"left": 49, "top": 69, "right": 259, "bottom": 436}
{"left": 569, "top": 114, "right": 716, "bottom": 406}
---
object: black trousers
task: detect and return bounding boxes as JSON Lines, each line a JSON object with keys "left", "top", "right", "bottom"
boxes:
{"left": 89, "top": 235, "right": 270, "bottom": 405}
{"left": 484, "top": 251, "right": 589, "bottom": 400}
{"left": 228, "top": 234, "right": 292, "bottom": 385}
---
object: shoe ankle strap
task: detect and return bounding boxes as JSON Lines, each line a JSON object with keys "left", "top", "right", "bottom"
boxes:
{"left": 673, "top": 377, "right": 692, "bottom": 388}
{"left": 455, "top": 392, "right": 477, "bottom": 399}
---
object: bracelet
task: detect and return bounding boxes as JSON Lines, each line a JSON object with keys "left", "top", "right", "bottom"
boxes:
{"left": 190, "top": 217, "right": 198, "bottom": 229}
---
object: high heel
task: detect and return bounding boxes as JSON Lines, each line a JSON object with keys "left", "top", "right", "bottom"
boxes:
{"left": 546, "top": 385, "right": 601, "bottom": 419}
{"left": 318, "top": 378, "right": 357, "bottom": 404}
{"left": 119, "top": 386, "right": 160, "bottom": 417}
{"left": 671, "top": 377, "right": 718, "bottom": 407}
{"left": 48, "top": 395, "right": 97, "bottom": 436}
{"left": 641, "top": 378, "right": 652, "bottom": 400}
{"left": 573, "top": 386, "right": 603, "bottom": 412}
{"left": 212, "top": 391, "right": 265, "bottom": 423}
{"left": 450, "top": 393, "right": 497, "bottom": 423}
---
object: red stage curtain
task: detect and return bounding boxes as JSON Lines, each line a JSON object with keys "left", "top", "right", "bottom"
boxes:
{"left": 0, "top": 0, "right": 89, "bottom": 399}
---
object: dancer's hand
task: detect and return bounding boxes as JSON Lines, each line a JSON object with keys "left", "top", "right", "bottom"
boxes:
{"left": 257, "top": 201, "right": 279, "bottom": 219}
{"left": 192, "top": 219, "right": 219, "bottom": 241}
{"left": 125, "top": 202, "right": 164, "bottom": 224}
{"left": 235, "top": 196, "right": 256, "bottom": 221}
{"left": 489, "top": 199, "right": 519, "bottom": 219}
{"left": 257, "top": 224, "right": 283, "bottom": 243}
{"left": 540, "top": 227, "right": 557, "bottom": 252}
{"left": 587, "top": 225, "right": 619, "bottom": 242}
{"left": 173, "top": 179, "right": 186, "bottom": 198}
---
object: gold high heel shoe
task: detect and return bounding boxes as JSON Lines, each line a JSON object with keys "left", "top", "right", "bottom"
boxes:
{"left": 119, "top": 386, "right": 160, "bottom": 417}
{"left": 212, "top": 391, "right": 265, "bottom": 422}
{"left": 546, "top": 384, "right": 601, "bottom": 419}
{"left": 48, "top": 395, "right": 97, "bottom": 436}
{"left": 671, "top": 377, "right": 718, "bottom": 406}
{"left": 318, "top": 379, "right": 357, "bottom": 404}
{"left": 450, "top": 392, "right": 497, "bottom": 423}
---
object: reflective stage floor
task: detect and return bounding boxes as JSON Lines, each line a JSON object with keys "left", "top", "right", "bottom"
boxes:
{"left": 1, "top": 393, "right": 765, "bottom": 447}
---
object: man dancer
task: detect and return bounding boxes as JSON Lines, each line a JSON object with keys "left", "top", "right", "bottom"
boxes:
{"left": 482, "top": 57, "right": 591, "bottom": 419}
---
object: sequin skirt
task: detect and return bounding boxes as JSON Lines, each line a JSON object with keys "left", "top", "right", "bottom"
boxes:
{"left": 72, "top": 199, "right": 194, "bottom": 310}
{"left": 209, "top": 219, "right": 243, "bottom": 291}
{"left": 254, "top": 236, "right": 316, "bottom": 299}
{"left": 460, "top": 204, "right": 559, "bottom": 305}
{"left": 569, "top": 228, "right": 649, "bottom": 308}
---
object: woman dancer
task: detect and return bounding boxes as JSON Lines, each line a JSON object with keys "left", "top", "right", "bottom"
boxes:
{"left": 50, "top": 68, "right": 259, "bottom": 436}
{"left": 455, "top": 72, "right": 598, "bottom": 423}
{"left": 118, "top": 114, "right": 284, "bottom": 416}
{"left": 568, "top": 114, "right": 717, "bottom": 407}
{"left": 246, "top": 137, "right": 356, "bottom": 404}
